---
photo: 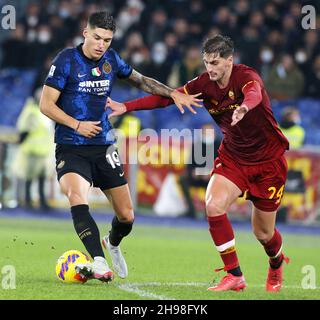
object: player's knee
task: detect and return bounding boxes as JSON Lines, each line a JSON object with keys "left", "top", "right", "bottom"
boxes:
{"left": 253, "top": 228, "right": 273, "bottom": 244}
{"left": 116, "top": 205, "right": 134, "bottom": 224}
{"left": 118, "top": 215, "right": 134, "bottom": 224}
{"left": 66, "top": 190, "right": 87, "bottom": 205}
{"left": 205, "top": 197, "right": 227, "bottom": 217}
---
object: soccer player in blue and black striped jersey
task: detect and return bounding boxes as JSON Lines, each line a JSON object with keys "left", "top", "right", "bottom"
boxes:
{"left": 40, "top": 11, "right": 202, "bottom": 282}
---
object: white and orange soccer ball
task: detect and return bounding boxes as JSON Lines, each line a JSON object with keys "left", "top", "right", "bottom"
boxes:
{"left": 55, "top": 250, "right": 91, "bottom": 283}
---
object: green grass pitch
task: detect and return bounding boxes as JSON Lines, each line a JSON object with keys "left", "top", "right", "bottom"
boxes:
{"left": 0, "top": 216, "right": 319, "bottom": 300}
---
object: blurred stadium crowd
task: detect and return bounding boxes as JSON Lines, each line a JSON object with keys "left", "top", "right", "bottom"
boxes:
{"left": 1, "top": 0, "right": 320, "bottom": 100}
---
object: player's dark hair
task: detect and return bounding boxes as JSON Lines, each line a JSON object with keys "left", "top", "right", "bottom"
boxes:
{"left": 88, "top": 11, "right": 116, "bottom": 32}
{"left": 202, "top": 35, "right": 234, "bottom": 58}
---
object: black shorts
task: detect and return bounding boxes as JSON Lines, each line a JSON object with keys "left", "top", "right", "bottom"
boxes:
{"left": 55, "top": 144, "right": 127, "bottom": 190}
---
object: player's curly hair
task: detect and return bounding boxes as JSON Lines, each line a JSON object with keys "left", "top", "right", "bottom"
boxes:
{"left": 88, "top": 11, "right": 116, "bottom": 32}
{"left": 202, "top": 35, "right": 234, "bottom": 58}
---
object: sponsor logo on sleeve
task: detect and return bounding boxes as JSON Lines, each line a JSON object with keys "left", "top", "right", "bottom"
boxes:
{"left": 48, "top": 65, "right": 56, "bottom": 77}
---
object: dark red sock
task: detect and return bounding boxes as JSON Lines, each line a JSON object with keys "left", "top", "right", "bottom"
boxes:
{"left": 263, "top": 229, "right": 283, "bottom": 269}
{"left": 207, "top": 214, "right": 241, "bottom": 274}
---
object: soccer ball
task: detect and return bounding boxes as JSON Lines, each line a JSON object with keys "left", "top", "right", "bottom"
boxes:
{"left": 55, "top": 250, "right": 91, "bottom": 283}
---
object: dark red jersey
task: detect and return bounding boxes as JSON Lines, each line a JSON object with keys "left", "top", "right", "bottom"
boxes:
{"left": 183, "top": 64, "right": 289, "bottom": 165}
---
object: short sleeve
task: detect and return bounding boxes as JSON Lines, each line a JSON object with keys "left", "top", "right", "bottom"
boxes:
{"left": 44, "top": 49, "right": 71, "bottom": 91}
{"left": 111, "top": 49, "right": 133, "bottom": 79}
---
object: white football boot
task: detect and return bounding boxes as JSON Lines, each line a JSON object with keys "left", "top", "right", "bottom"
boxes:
{"left": 102, "top": 235, "right": 128, "bottom": 279}
{"left": 75, "top": 256, "right": 113, "bottom": 282}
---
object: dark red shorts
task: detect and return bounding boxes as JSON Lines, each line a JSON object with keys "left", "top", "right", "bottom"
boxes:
{"left": 212, "top": 153, "right": 288, "bottom": 212}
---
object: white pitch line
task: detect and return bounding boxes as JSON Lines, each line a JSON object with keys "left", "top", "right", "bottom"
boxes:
{"left": 115, "top": 282, "right": 319, "bottom": 300}
{"left": 129, "top": 282, "right": 208, "bottom": 287}
{"left": 116, "top": 283, "right": 176, "bottom": 300}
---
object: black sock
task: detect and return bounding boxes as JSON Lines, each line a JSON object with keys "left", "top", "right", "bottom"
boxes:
{"left": 228, "top": 266, "right": 242, "bottom": 277}
{"left": 71, "top": 204, "right": 104, "bottom": 259}
{"left": 109, "top": 216, "right": 133, "bottom": 246}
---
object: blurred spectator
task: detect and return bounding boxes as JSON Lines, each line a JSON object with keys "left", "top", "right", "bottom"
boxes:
{"left": 282, "top": 14, "right": 301, "bottom": 53}
{"left": 248, "top": 10, "right": 266, "bottom": 39}
{"left": 172, "top": 18, "right": 190, "bottom": 48}
{"left": 163, "top": 31, "right": 181, "bottom": 64}
{"left": 266, "top": 54, "right": 305, "bottom": 100}
{"left": 279, "top": 106, "right": 305, "bottom": 149}
{"left": 237, "top": 26, "right": 261, "bottom": 69}
{"left": 205, "top": 26, "right": 222, "bottom": 40}
{"left": 32, "top": 54, "right": 55, "bottom": 94}
{"left": 146, "top": 8, "right": 168, "bottom": 47}
{"left": 27, "top": 24, "right": 56, "bottom": 69}
{"left": 1, "top": 24, "right": 28, "bottom": 68}
{"left": 178, "top": 123, "right": 220, "bottom": 218}
{"left": 146, "top": 42, "right": 172, "bottom": 84}
{"left": 265, "top": 29, "right": 284, "bottom": 53}
{"left": 121, "top": 31, "right": 150, "bottom": 74}
{"left": 263, "top": 2, "right": 281, "bottom": 29}
{"left": 115, "top": 0, "right": 145, "bottom": 40}
{"left": 11, "top": 88, "right": 54, "bottom": 210}
{"left": 67, "top": 18, "right": 87, "bottom": 48}
{"left": 168, "top": 45, "right": 203, "bottom": 88}
{"left": 233, "top": 0, "right": 250, "bottom": 29}
{"left": 56, "top": 0, "right": 82, "bottom": 43}
{"left": 19, "top": 2, "right": 46, "bottom": 42}
{"left": 304, "top": 54, "right": 320, "bottom": 99}
{"left": 288, "top": 1, "right": 303, "bottom": 21}
{"left": 259, "top": 46, "right": 275, "bottom": 81}
{"left": 213, "top": 6, "right": 233, "bottom": 36}
{"left": 303, "top": 30, "right": 320, "bottom": 62}
{"left": 293, "top": 47, "right": 309, "bottom": 76}
{"left": 0, "top": 0, "right": 320, "bottom": 104}
{"left": 48, "top": 15, "right": 70, "bottom": 49}
{"left": 114, "top": 113, "right": 141, "bottom": 139}
{"left": 187, "top": 0, "right": 211, "bottom": 36}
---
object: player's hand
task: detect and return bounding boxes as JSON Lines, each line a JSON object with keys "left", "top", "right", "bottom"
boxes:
{"left": 231, "top": 105, "right": 249, "bottom": 126}
{"left": 76, "top": 121, "right": 102, "bottom": 138}
{"left": 170, "top": 90, "right": 203, "bottom": 115}
{"left": 105, "top": 97, "right": 127, "bottom": 119}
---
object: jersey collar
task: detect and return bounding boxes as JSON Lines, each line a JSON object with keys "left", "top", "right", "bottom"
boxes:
{"left": 76, "top": 43, "right": 106, "bottom": 64}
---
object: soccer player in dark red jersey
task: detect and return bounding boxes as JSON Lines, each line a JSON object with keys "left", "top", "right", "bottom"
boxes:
{"left": 106, "top": 35, "right": 290, "bottom": 292}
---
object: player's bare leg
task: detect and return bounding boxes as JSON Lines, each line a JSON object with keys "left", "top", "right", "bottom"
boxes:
{"left": 102, "top": 184, "right": 134, "bottom": 278}
{"left": 252, "top": 206, "right": 289, "bottom": 292}
{"left": 60, "top": 173, "right": 113, "bottom": 282}
{"left": 59, "top": 172, "right": 91, "bottom": 206}
{"left": 206, "top": 174, "right": 246, "bottom": 291}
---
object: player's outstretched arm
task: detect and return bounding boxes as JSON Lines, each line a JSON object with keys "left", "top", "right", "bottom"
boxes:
{"left": 230, "top": 81, "right": 262, "bottom": 126}
{"left": 106, "top": 90, "right": 201, "bottom": 119}
{"left": 125, "top": 69, "right": 202, "bottom": 114}
{"left": 40, "top": 85, "right": 102, "bottom": 138}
